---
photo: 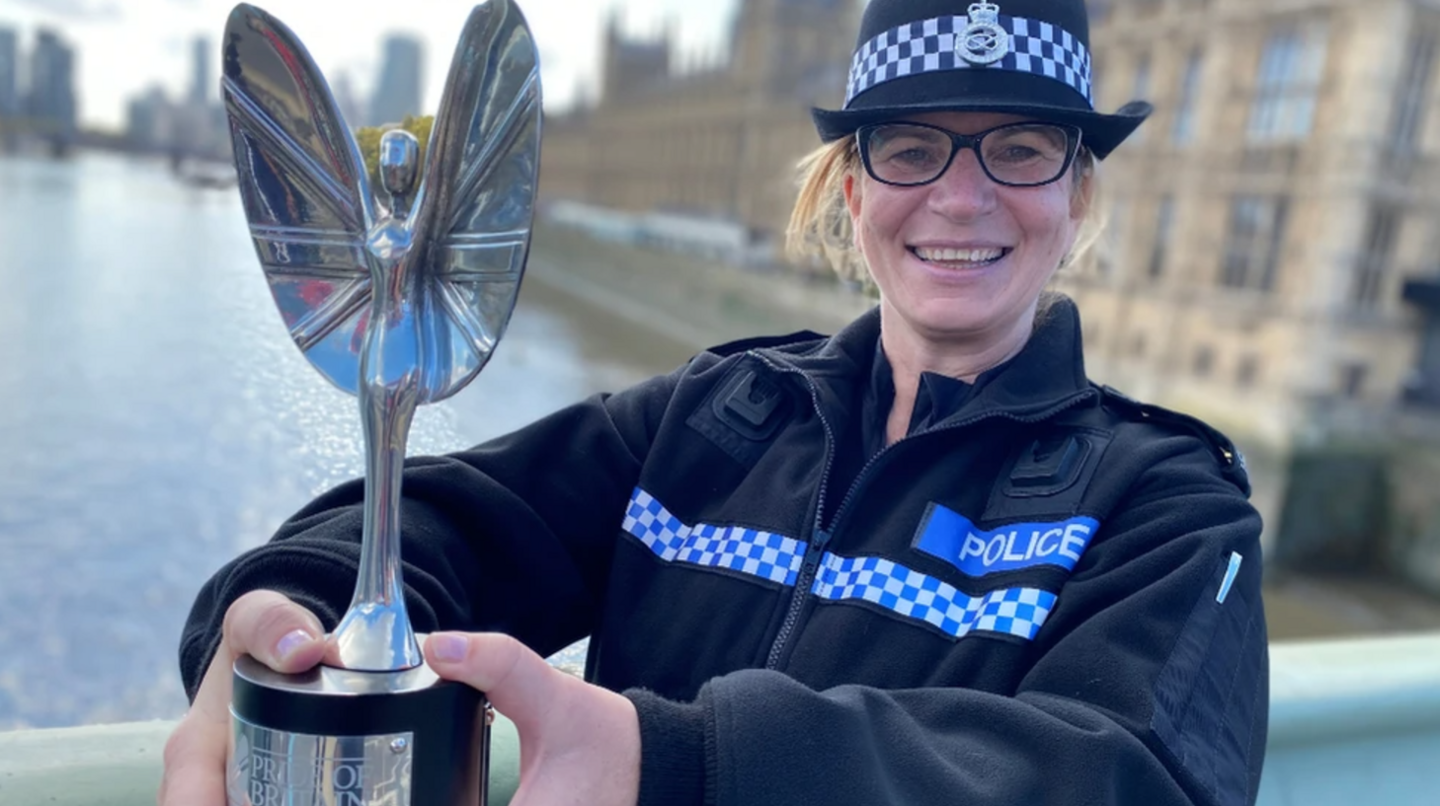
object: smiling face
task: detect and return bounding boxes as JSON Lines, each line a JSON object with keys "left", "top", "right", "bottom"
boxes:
{"left": 844, "top": 110, "right": 1090, "bottom": 360}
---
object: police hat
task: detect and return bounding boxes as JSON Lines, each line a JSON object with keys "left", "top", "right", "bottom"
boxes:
{"left": 812, "top": 0, "right": 1151, "bottom": 159}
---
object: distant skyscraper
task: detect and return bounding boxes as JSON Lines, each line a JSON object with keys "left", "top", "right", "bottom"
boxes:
{"left": 369, "top": 34, "right": 423, "bottom": 126}
{"left": 191, "top": 36, "right": 212, "bottom": 106}
{"left": 331, "top": 70, "right": 365, "bottom": 129}
{"left": 0, "top": 28, "right": 17, "bottom": 118}
{"left": 28, "top": 29, "right": 76, "bottom": 135}
{"left": 126, "top": 86, "right": 172, "bottom": 149}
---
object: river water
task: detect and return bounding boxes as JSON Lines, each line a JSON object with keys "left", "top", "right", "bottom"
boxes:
{"left": 0, "top": 153, "right": 685, "bottom": 730}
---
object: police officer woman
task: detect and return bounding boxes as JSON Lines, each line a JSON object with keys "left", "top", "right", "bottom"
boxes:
{"left": 161, "top": 1, "right": 1267, "bottom": 804}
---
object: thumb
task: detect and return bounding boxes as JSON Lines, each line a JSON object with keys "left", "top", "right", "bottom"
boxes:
{"left": 425, "top": 632, "right": 643, "bottom": 806}
{"left": 424, "top": 632, "right": 561, "bottom": 732}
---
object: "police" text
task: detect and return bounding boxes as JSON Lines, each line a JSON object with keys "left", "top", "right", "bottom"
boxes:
{"left": 914, "top": 505, "right": 1100, "bottom": 577}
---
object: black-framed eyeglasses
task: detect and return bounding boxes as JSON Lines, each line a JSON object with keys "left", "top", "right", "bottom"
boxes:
{"left": 856, "top": 121, "right": 1083, "bottom": 188}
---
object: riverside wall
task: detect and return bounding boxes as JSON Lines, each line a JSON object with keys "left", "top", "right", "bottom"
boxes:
{"left": 1270, "top": 434, "right": 1440, "bottom": 601}
{"left": 1392, "top": 449, "right": 1440, "bottom": 596}
{"left": 525, "top": 222, "right": 872, "bottom": 352}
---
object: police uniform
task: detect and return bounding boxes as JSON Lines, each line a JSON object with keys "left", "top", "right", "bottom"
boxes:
{"left": 181, "top": 296, "right": 1267, "bottom": 806}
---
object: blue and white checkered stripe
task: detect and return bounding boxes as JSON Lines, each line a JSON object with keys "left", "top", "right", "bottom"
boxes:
{"left": 811, "top": 553, "right": 1057, "bottom": 640}
{"left": 846, "top": 15, "right": 1094, "bottom": 108}
{"left": 622, "top": 488, "right": 806, "bottom": 586}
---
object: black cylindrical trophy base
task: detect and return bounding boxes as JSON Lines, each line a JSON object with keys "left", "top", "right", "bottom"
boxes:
{"left": 227, "top": 655, "right": 489, "bottom": 806}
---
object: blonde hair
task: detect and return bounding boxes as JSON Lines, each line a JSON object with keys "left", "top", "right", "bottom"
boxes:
{"left": 785, "top": 136, "right": 1103, "bottom": 287}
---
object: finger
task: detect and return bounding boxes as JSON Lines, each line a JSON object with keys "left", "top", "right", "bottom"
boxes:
{"left": 159, "top": 637, "right": 242, "bottom": 806}
{"left": 158, "top": 713, "right": 231, "bottom": 806}
{"left": 424, "top": 633, "right": 560, "bottom": 731}
{"left": 159, "top": 591, "right": 322, "bottom": 806}
{"left": 222, "top": 589, "right": 327, "bottom": 674}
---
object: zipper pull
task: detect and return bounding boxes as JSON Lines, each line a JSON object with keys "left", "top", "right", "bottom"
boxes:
{"left": 802, "top": 529, "right": 831, "bottom": 579}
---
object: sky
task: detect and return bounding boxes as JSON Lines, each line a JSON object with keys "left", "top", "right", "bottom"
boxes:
{"left": 0, "top": 0, "right": 739, "bottom": 131}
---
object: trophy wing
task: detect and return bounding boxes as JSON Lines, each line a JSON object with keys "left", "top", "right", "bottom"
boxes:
{"left": 410, "top": 0, "right": 542, "bottom": 403}
{"left": 222, "top": 3, "right": 377, "bottom": 396}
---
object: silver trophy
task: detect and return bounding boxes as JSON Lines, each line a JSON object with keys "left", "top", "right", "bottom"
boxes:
{"left": 219, "top": 1, "right": 541, "bottom": 803}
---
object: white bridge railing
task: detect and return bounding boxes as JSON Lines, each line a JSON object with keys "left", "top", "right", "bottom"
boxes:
{"left": 1260, "top": 632, "right": 1440, "bottom": 805}
{"left": 2, "top": 632, "right": 1438, "bottom": 805}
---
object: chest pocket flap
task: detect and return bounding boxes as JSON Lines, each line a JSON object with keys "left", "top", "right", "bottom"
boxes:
{"left": 686, "top": 363, "right": 795, "bottom": 468}
{"left": 981, "top": 423, "right": 1114, "bottom": 523}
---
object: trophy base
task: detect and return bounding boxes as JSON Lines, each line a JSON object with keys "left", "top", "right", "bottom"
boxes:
{"left": 228, "top": 655, "right": 489, "bottom": 806}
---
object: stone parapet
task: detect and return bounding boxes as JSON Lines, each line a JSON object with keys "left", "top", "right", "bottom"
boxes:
{"left": 4, "top": 634, "right": 1439, "bottom": 805}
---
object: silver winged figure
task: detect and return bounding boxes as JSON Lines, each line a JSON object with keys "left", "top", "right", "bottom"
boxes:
{"left": 221, "top": 0, "right": 542, "bottom": 671}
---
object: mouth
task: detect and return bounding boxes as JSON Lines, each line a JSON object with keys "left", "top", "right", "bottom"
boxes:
{"left": 909, "top": 245, "right": 1011, "bottom": 268}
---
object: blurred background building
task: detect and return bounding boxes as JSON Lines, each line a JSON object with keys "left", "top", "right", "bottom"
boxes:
{"left": 27, "top": 30, "right": 76, "bottom": 137}
{"left": 369, "top": 34, "right": 424, "bottom": 127}
{"left": 0, "top": 28, "right": 18, "bottom": 120}
{"left": 0, "top": 26, "right": 76, "bottom": 148}
{"left": 332, "top": 71, "right": 367, "bottom": 130}
{"left": 1072, "top": 0, "right": 1439, "bottom": 436}
{"left": 540, "top": 0, "right": 860, "bottom": 259}
{"left": 124, "top": 85, "right": 172, "bottom": 149}
{"left": 122, "top": 33, "right": 227, "bottom": 161}
{"left": 189, "top": 35, "right": 210, "bottom": 107}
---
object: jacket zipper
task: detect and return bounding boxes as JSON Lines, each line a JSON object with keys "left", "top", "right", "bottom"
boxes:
{"left": 749, "top": 351, "right": 840, "bottom": 670}
{"left": 755, "top": 356, "right": 1098, "bottom": 671}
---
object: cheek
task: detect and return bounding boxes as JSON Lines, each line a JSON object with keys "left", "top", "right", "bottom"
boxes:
{"left": 852, "top": 187, "right": 908, "bottom": 255}
{"left": 1020, "top": 193, "right": 1081, "bottom": 255}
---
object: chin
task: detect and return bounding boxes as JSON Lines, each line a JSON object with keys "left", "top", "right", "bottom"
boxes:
{"left": 896, "top": 294, "right": 1030, "bottom": 342}
{"left": 910, "top": 302, "right": 997, "bottom": 338}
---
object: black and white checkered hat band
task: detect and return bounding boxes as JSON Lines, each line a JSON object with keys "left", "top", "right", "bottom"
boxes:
{"left": 846, "top": 15, "right": 1094, "bottom": 108}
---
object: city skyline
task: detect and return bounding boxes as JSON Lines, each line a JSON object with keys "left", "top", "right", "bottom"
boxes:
{"left": 0, "top": 0, "right": 738, "bottom": 132}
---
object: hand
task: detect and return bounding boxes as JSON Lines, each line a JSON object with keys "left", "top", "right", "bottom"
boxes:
{"left": 157, "top": 590, "right": 328, "bottom": 806}
{"left": 426, "top": 632, "right": 641, "bottom": 806}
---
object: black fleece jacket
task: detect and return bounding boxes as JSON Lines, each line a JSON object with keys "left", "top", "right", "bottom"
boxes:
{"left": 181, "top": 297, "right": 1268, "bottom": 806}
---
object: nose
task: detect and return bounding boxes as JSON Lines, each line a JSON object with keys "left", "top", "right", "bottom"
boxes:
{"left": 925, "top": 147, "right": 998, "bottom": 220}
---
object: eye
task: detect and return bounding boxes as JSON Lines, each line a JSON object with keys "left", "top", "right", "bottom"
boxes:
{"left": 871, "top": 135, "right": 946, "bottom": 168}
{"left": 983, "top": 125, "right": 1071, "bottom": 167}
{"left": 863, "top": 125, "right": 956, "bottom": 182}
{"left": 990, "top": 144, "right": 1043, "bottom": 165}
{"left": 890, "top": 146, "right": 941, "bottom": 167}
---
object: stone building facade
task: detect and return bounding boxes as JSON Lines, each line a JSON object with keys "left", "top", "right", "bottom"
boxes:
{"left": 1064, "top": 0, "right": 1440, "bottom": 449}
{"left": 539, "top": 0, "right": 861, "bottom": 255}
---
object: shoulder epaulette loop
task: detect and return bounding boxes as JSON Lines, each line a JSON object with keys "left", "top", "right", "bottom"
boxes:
{"left": 1097, "top": 385, "right": 1251, "bottom": 497}
{"left": 705, "top": 330, "right": 828, "bottom": 358}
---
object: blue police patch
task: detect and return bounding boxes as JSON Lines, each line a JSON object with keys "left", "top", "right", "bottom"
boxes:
{"left": 914, "top": 503, "right": 1100, "bottom": 577}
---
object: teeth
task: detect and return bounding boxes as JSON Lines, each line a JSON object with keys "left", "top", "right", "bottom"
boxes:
{"left": 914, "top": 247, "right": 1005, "bottom": 263}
